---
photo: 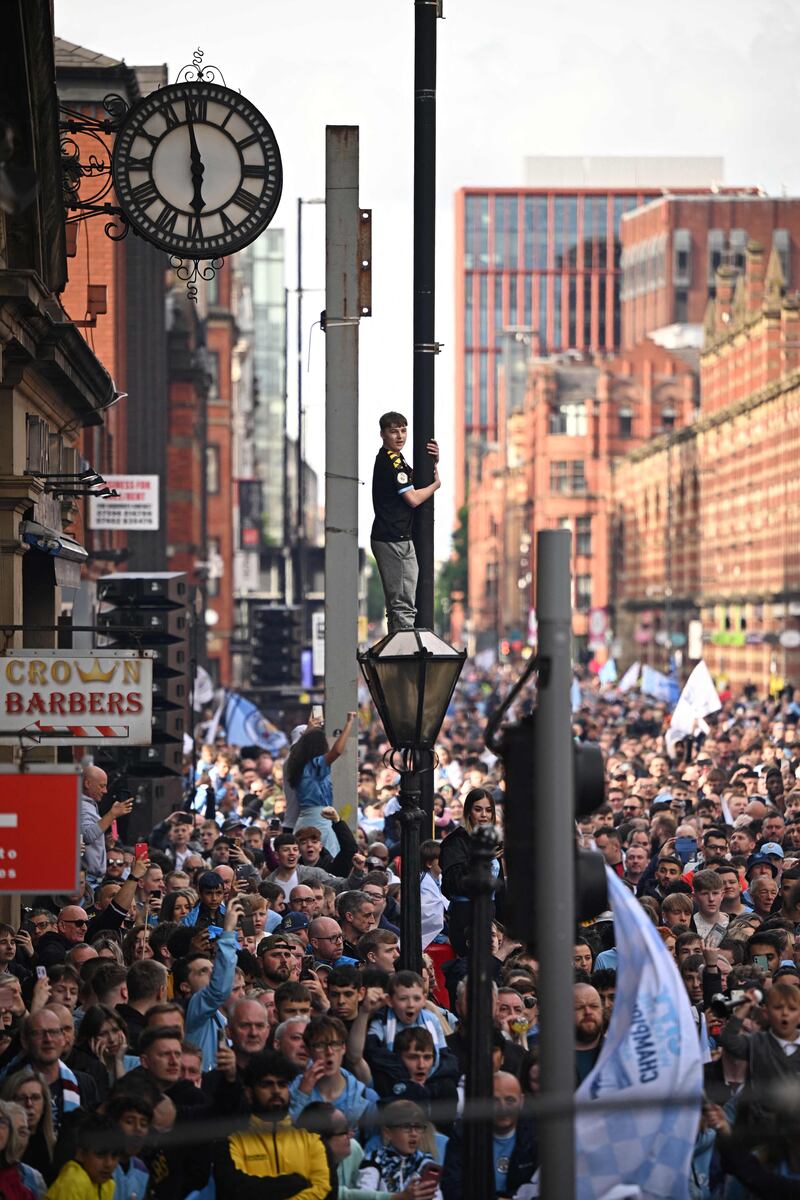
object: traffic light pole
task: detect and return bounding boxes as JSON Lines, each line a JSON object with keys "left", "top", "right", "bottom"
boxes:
{"left": 534, "top": 529, "right": 576, "bottom": 1200}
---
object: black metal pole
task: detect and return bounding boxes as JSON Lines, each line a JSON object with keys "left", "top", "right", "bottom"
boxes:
{"left": 463, "top": 823, "right": 498, "bottom": 1200}
{"left": 398, "top": 766, "right": 424, "bottom": 975}
{"left": 296, "top": 198, "right": 305, "bottom": 615}
{"left": 412, "top": 0, "right": 437, "bottom": 625}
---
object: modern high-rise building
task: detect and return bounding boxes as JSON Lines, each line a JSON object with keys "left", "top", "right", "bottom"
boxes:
{"left": 453, "top": 157, "right": 725, "bottom": 507}
{"left": 236, "top": 230, "right": 287, "bottom": 547}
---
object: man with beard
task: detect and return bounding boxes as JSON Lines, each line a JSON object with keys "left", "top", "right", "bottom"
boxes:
{"left": 214, "top": 1049, "right": 330, "bottom": 1198}
{"left": 574, "top": 983, "right": 605, "bottom": 1084}
{"left": 257, "top": 934, "right": 295, "bottom": 988}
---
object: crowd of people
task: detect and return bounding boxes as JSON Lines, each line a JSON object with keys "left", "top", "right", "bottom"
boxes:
{"left": 1, "top": 663, "right": 799, "bottom": 1197}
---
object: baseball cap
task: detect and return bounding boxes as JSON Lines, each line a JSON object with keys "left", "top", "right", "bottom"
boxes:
{"left": 745, "top": 853, "right": 778, "bottom": 878}
{"left": 760, "top": 842, "right": 785, "bottom": 859}
{"left": 198, "top": 870, "right": 225, "bottom": 891}
{"left": 257, "top": 934, "right": 293, "bottom": 955}
{"left": 221, "top": 818, "right": 246, "bottom": 834}
{"left": 280, "top": 912, "right": 309, "bottom": 933}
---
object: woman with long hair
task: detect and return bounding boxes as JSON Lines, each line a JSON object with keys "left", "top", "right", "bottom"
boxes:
{"left": 70, "top": 1007, "right": 132, "bottom": 1100}
{"left": 284, "top": 712, "right": 357, "bottom": 856}
{"left": 0, "top": 1100, "right": 36, "bottom": 1199}
{"left": 159, "top": 890, "right": 196, "bottom": 924}
{"left": 0, "top": 1072, "right": 54, "bottom": 1182}
{"left": 121, "top": 926, "right": 153, "bottom": 966}
{"left": 440, "top": 787, "right": 504, "bottom": 955}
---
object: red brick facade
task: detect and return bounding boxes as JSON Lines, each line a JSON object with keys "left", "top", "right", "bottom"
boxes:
{"left": 620, "top": 193, "right": 798, "bottom": 350}
{"left": 465, "top": 344, "right": 697, "bottom": 654}
{"left": 612, "top": 241, "right": 800, "bottom": 690}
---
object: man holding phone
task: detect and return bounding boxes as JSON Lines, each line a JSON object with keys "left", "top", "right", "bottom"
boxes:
{"left": 81, "top": 765, "right": 133, "bottom": 886}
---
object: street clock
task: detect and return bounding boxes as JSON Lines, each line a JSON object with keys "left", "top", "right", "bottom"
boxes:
{"left": 111, "top": 80, "right": 282, "bottom": 259}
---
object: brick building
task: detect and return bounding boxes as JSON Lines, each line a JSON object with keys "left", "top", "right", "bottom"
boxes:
{"left": 620, "top": 193, "right": 797, "bottom": 350}
{"left": 611, "top": 241, "right": 800, "bottom": 689}
{"left": 453, "top": 158, "right": 728, "bottom": 508}
{"left": 465, "top": 341, "right": 697, "bottom": 654}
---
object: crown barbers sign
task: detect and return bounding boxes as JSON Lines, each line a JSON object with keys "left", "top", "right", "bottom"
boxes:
{"left": 0, "top": 650, "right": 154, "bottom": 745}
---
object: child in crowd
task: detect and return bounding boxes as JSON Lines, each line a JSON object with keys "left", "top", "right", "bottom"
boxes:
{"left": 357, "top": 1101, "right": 442, "bottom": 1198}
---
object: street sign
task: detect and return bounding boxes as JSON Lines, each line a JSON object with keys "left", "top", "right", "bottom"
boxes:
{"left": 312, "top": 611, "right": 325, "bottom": 678}
{"left": 0, "top": 650, "right": 154, "bottom": 744}
{"left": 0, "top": 767, "right": 80, "bottom": 892}
{"left": 88, "top": 475, "right": 159, "bottom": 530}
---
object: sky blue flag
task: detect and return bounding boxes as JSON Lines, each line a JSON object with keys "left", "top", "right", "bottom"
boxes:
{"left": 640, "top": 665, "right": 680, "bottom": 706}
{"left": 222, "top": 691, "right": 288, "bottom": 754}
{"left": 575, "top": 870, "right": 703, "bottom": 1198}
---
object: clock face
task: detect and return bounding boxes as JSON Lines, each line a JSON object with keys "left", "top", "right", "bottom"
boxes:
{"left": 112, "top": 81, "right": 282, "bottom": 258}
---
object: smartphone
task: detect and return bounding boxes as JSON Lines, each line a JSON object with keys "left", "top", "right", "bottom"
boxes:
{"left": 134, "top": 842, "right": 149, "bottom": 862}
{"left": 217, "top": 1026, "right": 227, "bottom": 1049}
{"left": 419, "top": 1164, "right": 442, "bottom": 1184}
{"left": 674, "top": 837, "right": 697, "bottom": 864}
{"left": 239, "top": 916, "right": 255, "bottom": 937}
{"left": 753, "top": 955, "right": 771, "bottom": 971}
{"left": 36, "top": 966, "right": 47, "bottom": 981}
{"left": 300, "top": 959, "right": 316, "bottom": 981}
{"left": 311, "top": 705, "right": 323, "bottom": 722}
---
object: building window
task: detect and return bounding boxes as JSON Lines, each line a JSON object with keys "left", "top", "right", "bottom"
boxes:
{"left": 464, "top": 275, "right": 474, "bottom": 348}
{"left": 674, "top": 289, "right": 689, "bottom": 323}
{"left": 206, "top": 350, "right": 220, "bottom": 402}
{"left": 576, "top": 515, "right": 592, "bottom": 556}
{"left": 550, "top": 460, "right": 586, "bottom": 494}
{"left": 730, "top": 228, "right": 747, "bottom": 272}
{"left": 206, "top": 445, "right": 220, "bottom": 495}
{"left": 576, "top": 573, "right": 592, "bottom": 612}
{"left": 773, "top": 229, "right": 790, "bottom": 286}
{"left": 207, "top": 537, "right": 220, "bottom": 598}
{"left": 708, "top": 229, "right": 725, "bottom": 289}
{"left": 619, "top": 407, "right": 633, "bottom": 437}
{"left": 549, "top": 401, "right": 587, "bottom": 437}
{"left": 673, "top": 229, "right": 691, "bottom": 287}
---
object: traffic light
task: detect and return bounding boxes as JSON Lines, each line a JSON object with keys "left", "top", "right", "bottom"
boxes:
{"left": 96, "top": 573, "right": 188, "bottom": 812}
{"left": 250, "top": 605, "right": 303, "bottom": 688}
{"left": 498, "top": 711, "right": 608, "bottom": 944}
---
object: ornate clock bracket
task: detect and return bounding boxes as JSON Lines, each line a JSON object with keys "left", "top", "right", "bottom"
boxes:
{"left": 59, "top": 93, "right": 132, "bottom": 241}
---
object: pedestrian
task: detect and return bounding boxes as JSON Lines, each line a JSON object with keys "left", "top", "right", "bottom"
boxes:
{"left": 370, "top": 411, "right": 440, "bottom": 633}
{"left": 284, "top": 715, "right": 357, "bottom": 857}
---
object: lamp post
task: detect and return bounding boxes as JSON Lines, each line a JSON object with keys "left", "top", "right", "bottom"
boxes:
{"left": 358, "top": 628, "right": 466, "bottom": 973}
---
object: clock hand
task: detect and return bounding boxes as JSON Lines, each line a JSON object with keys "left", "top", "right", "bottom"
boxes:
{"left": 185, "top": 109, "right": 205, "bottom": 216}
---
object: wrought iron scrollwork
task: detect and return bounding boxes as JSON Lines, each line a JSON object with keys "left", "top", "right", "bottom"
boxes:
{"left": 175, "top": 47, "right": 227, "bottom": 88}
{"left": 169, "top": 255, "right": 224, "bottom": 303}
{"left": 59, "top": 94, "right": 129, "bottom": 226}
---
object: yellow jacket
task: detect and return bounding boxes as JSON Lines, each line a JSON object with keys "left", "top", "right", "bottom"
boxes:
{"left": 218, "top": 1116, "right": 330, "bottom": 1199}
{"left": 46, "top": 1159, "right": 115, "bottom": 1200}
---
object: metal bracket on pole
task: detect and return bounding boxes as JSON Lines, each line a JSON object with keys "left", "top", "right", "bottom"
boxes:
{"left": 414, "top": 342, "right": 444, "bottom": 354}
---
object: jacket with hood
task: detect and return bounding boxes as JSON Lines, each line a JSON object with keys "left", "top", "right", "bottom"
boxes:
{"left": 288, "top": 1066, "right": 379, "bottom": 1129}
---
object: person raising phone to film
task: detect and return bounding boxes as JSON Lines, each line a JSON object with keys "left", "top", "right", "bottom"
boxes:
{"left": 285, "top": 712, "right": 357, "bottom": 857}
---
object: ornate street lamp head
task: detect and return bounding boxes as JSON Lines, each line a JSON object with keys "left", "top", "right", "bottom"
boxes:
{"left": 358, "top": 628, "right": 466, "bottom": 752}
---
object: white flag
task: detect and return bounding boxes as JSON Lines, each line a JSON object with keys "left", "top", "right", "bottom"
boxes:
{"left": 598, "top": 659, "right": 618, "bottom": 686}
{"left": 669, "top": 661, "right": 720, "bottom": 739}
{"left": 576, "top": 871, "right": 702, "bottom": 1199}
{"left": 618, "top": 662, "right": 640, "bottom": 694}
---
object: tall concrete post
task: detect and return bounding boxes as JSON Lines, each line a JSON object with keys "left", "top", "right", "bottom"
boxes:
{"left": 535, "top": 528, "right": 576, "bottom": 1198}
{"left": 325, "top": 127, "right": 370, "bottom": 826}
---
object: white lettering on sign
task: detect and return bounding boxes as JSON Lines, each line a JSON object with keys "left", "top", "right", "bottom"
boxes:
{"left": 0, "top": 817, "right": 18, "bottom": 829}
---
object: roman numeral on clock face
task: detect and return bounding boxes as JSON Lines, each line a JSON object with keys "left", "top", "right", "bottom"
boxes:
{"left": 131, "top": 179, "right": 158, "bottom": 209}
{"left": 232, "top": 186, "right": 259, "bottom": 213}
{"left": 186, "top": 95, "right": 208, "bottom": 122}
{"left": 154, "top": 206, "right": 179, "bottom": 234}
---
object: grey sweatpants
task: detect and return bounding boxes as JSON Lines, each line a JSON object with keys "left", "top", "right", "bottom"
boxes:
{"left": 371, "top": 537, "right": 419, "bottom": 632}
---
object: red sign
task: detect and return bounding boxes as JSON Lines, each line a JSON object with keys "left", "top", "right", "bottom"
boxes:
{"left": 0, "top": 770, "right": 80, "bottom": 892}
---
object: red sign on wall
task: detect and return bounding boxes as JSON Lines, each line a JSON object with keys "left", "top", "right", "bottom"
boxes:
{"left": 0, "top": 768, "right": 80, "bottom": 893}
